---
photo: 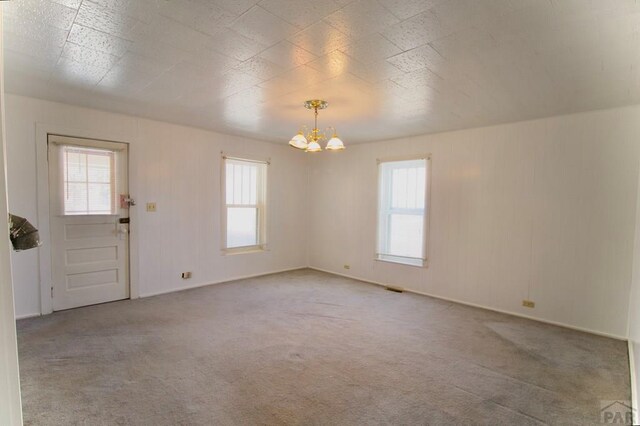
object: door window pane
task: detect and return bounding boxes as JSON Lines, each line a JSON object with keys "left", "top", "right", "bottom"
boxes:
{"left": 63, "top": 146, "right": 115, "bottom": 215}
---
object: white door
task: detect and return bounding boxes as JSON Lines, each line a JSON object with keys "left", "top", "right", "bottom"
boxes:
{"left": 48, "top": 135, "right": 130, "bottom": 311}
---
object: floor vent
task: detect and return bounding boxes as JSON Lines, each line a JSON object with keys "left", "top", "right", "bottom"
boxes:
{"left": 385, "top": 286, "right": 404, "bottom": 293}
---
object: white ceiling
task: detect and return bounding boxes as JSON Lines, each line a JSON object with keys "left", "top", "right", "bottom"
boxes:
{"left": 3, "top": 0, "right": 640, "bottom": 144}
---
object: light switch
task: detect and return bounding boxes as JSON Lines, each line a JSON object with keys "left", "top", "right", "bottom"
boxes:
{"left": 146, "top": 202, "right": 157, "bottom": 212}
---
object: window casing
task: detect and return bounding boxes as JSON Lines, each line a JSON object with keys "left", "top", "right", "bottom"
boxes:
{"left": 376, "top": 157, "right": 430, "bottom": 267}
{"left": 222, "top": 156, "right": 267, "bottom": 252}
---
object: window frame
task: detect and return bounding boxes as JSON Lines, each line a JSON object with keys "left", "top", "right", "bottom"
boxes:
{"left": 375, "top": 154, "right": 431, "bottom": 268}
{"left": 220, "top": 153, "right": 269, "bottom": 254}
{"left": 48, "top": 136, "right": 127, "bottom": 217}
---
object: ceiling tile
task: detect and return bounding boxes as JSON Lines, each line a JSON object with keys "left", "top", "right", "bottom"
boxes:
{"left": 259, "top": 65, "right": 327, "bottom": 96}
{"left": 324, "top": 0, "right": 399, "bottom": 39}
{"left": 339, "top": 33, "right": 402, "bottom": 64}
{"left": 232, "top": 56, "right": 287, "bottom": 81}
{"left": 4, "top": 32, "right": 63, "bottom": 64}
{"left": 60, "top": 42, "right": 120, "bottom": 71}
{"left": 97, "top": 65, "right": 155, "bottom": 95}
{"left": 52, "top": 0, "right": 82, "bottom": 8}
{"left": 387, "top": 44, "right": 446, "bottom": 74}
{"left": 133, "top": 15, "right": 214, "bottom": 55}
{"left": 377, "top": 0, "right": 444, "bottom": 20}
{"left": 4, "top": 50, "right": 56, "bottom": 80}
{"left": 381, "top": 9, "right": 451, "bottom": 51}
{"left": 288, "top": 21, "right": 352, "bottom": 56}
{"left": 3, "top": 13, "right": 69, "bottom": 48}
{"left": 259, "top": 0, "right": 342, "bottom": 28}
{"left": 192, "top": 49, "right": 241, "bottom": 75}
{"left": 209, "top": 29, "right": 268, "bottom": 61}
{"left": 157, "top": 0, "right": 235, "bottom": 36}
{"left": 113, "top": 52, "right": 171, "bottom": 78}
{"left": 217, "top": 70, "right": 265, "bottom": 98}
{"left": 127, "top": 39, "right": 194, "bottom": 66}
{"left": 391, "top": 67, "right": 442, "bottom": 95}
{"left": 53, "top": 56, "right": 111, "bottom": 86}
{"left": 86, "top": 0, "right": 159, "bottom": 23}
{"left": 211, "top": 0, "right": 261, "bottom": 16}
{"left": 74, "top": 0, "right": 140, "bottom": 39}
{"left": 258, "top": 41, "right": 317, "bottom": 70}
{"left": 348, "top": 59, "right": 405, "bottom": 84}
{"left": 3, "top": 0, "right": 78, "bottom": 31}
{"left": 67, "top": 24, "right": 132, "bottom": 57}
{"left": 230, "top": 6, "right": 298, "bottom": 46}
{"left": 306, "top": 50, "right": 353, "bottom": 79}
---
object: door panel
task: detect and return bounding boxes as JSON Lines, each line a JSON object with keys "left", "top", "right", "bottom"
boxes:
{"left": 48, "top": 135, "right": 129, "bottom": 311}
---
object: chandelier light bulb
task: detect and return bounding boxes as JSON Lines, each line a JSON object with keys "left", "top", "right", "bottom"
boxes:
{"left": 289, "top": 131, "right": 308, "bottom": 150}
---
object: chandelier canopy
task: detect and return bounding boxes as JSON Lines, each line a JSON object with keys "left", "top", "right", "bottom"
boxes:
{"left": 289, "top": 100, "right": 345, "bottom": 152}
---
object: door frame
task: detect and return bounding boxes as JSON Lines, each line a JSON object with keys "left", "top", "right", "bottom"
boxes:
{"left": 36, "top": 123, "right": 140, "bottom": 315}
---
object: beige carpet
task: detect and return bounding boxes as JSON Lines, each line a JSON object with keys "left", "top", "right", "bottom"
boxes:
{"left": 17, "top": 269, "right": 630, "bottom": 425}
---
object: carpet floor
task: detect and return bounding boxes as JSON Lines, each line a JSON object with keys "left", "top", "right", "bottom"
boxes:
{"left": 17, "top": 269, "right": 630, "bottom": 425}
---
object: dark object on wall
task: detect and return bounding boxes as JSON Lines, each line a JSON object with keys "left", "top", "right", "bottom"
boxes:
{"left": 9, "top": 214, "right": 41, "bottom": 251}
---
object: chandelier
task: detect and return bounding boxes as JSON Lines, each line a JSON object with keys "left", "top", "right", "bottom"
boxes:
{"left": 289, "top": 100, "right": 345, "bottom": 152}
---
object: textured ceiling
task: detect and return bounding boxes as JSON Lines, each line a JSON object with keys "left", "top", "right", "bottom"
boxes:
{"left": 3, "top": 0, "right": 640, "bottom": 144}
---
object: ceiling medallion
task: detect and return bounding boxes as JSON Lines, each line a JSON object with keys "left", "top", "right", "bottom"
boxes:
{"left": 289, "top": 99, "right": 345, "bottom": 152}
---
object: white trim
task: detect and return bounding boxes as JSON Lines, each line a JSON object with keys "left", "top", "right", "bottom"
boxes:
{"left": 630, "top": 341, "right": 638, "bottom": 423}
{"left": 15, "top": 313, "right": 40, "bottom": 320}
{"left": 308, "top": 266, "right": 627, "bottom": 340}
{"left": 139, "top": 266, "right": 306, "bottom": 298}
{"left": 35, "top": 123, "right": 140, "bottom": 315}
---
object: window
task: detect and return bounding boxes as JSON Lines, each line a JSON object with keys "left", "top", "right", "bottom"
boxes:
{"left": 223, "top": 156, "right": 267, "bottom": 251}
{"left": 62, "top": 146, "right": 116, "bottom": 215}
{"left": 377, "top": 157, "right": 429, "bottom": 267}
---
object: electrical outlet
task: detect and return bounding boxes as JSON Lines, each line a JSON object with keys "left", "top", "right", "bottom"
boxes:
{"left": 181, "top": 272, "right": 192, "bottom": 279}
{"left": 344, "top": 264, "right": 350, "bottom": 270}
{"left": 522, "top": 300, "right": 535, "bottom": 308}
{"left": 146, "top": 202, "right": 157, "bottom": 212}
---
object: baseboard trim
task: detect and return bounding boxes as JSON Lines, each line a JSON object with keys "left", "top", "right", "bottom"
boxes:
{"left": 15, "top": 312, "right": 40, "bottom": 320}
{"left": 630, "top": 341, "right": 638, "bottom": 419}
{"left": 139, "top": 266, "right": 307, "bottom": 298}
{"left": 308, "top": 266, "right": 627, "bottom": 341}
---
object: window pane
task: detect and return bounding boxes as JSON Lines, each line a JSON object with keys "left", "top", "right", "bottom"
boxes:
{"left": 227, "top": 207, "right": 257, "bottom": 248}
{"left": 233, "top": 164, "right": 242, "bottom": 204}
{"left": 88, "top": 183, "right": 113, "bottom": 214}
{"left": 226, "top": 163, "right": 234, "bottom": 204}
{"left": 87, "top": 153, "right": 111, "bottom": 183}
{"left": 241, "top": 165, "right": 252, "bottom": 204}
{"left": 65, "top": 151, "right": 86, "bottom": 182}
{"left": 65, "top": 182, "right": 88, "bottom": 213}
{"left": 389, "top": 214, "right": 423, "bottom": 258}
{"left": 62, "top": 146, "right": 115, "bottom": 215}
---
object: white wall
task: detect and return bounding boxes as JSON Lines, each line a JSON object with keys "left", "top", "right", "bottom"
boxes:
{"left": 308, "top": 105, "right": 640, "bottom": 339}
{"left": 6, "top": 94, "right": 308, "bottom": 318}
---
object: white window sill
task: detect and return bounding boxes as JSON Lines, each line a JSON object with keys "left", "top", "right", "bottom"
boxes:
{"left": 375, "top": 256, "right": 427, "bottom": 268}
{"left": 223, "top": 246, "right": 267, "bottom": 256}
